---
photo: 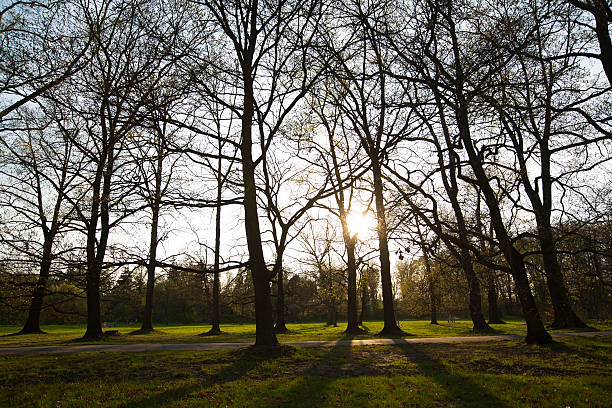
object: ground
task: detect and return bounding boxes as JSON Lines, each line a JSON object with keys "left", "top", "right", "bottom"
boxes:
{"left": 0, "top": 320, "right": 610, "bottom": 407}
{"left": 1, "top": 318, "right": 610, "bottom": 347}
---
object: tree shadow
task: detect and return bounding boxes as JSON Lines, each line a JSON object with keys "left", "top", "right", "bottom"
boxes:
{"left": 454, "top": 326, "right": 507, "bottom": 336}
{"left": 121, "top": 345, "right": 297, "bottom": 407}
{"left": 278, "top": 340, "right": 355, "bottom": 407}
{"left": 0, "top": 332, "right": 25, "bottom": 337}
{"left": 129, "top": 329, "right": 162, "bottom": 335}
{"left": 390, "top": 342, "right": 511, "bottom": 408}
{"left": 535, "top": 336, "right": 608, "bottom": 362}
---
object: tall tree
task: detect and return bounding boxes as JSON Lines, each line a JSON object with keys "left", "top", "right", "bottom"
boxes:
{"left": 385, "top": 0, "right": 551, "bottom": 343}
{"left": 327, "top": 0, "right": 413, "bottom": 335}
{"left": 198, "top": 0, "right": 329, "bottom": 346}
{"left": 480, "top": 0, "right": 610, "bottom": 328}
{"left": 49, "top": 0, "right": 185, "bottom": 339}
{"left": 294, "top": 83, "right": 370, "bottom": 334}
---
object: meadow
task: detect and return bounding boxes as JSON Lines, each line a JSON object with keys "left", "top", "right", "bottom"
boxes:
{"left": 1, "top": 318, "right": 611, "bottom": 348}
{"left": 0, "top": 334, "right": 610, "bottom": 407}
{"left": 1, "top": 320, "right": 610, "bottom": 407}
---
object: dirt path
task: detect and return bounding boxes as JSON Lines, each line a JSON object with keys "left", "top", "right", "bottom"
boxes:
{"left": 0, "top": 331, "right": 609, "bottom": 356}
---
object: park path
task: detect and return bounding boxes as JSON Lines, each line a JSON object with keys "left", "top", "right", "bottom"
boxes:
{"left": 0, "top": 330, "right": 610, "bottom": 356}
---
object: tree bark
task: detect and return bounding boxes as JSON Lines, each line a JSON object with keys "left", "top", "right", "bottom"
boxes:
{"left": 205, "top": 139, "right": 223, "bottom": 336}
{"left": 538, "top": 225, "right": 586, "bottom": 328}
{"left": 241, "top": 65, "right": 277, "bottom": 347}
{"left": 358, "top": 272, "right": 369, "bottom": 325}
{"left": 428, "top": 274, "right": 438, "bottom": 325}
{"left": 568, "top": 0, "right": 612, "bottom": 85}
{"left": 371, "top": 157, "right": 403, "bottom": 335}
{"left": 460, "top": 248, "right": 492, "bottom": 332}
{"left": 499, "top": 87, "right": 586, "bottom": 329}
{"left": 274, "top": 266, "right": 288, "bottom": 333}
{"left": 593, "top": 3, "right": 612, "bottom": 86}
{"left": 83, "top": 150, "right": 113, "bottom": 339}
{"left": 487, "top": 273, "right": 504, "bottom": 324}
{"left": 343, "top": 236, "right": 361, "bottom": 333}
{"left": 324, "top": 119, "right": 361, "bottom": 334}
{"left": 140, "top": 153, "right": 162, "bottom": 333}
{"left": 19, "top": 236, "right": 54, "bottom": 334}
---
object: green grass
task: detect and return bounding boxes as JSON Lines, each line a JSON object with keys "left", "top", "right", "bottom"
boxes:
{"left": 1, "top": 319, "right": 610, "bottom": 348}
{"left": 0, "top": 335, "right": 610, "bottom": 407}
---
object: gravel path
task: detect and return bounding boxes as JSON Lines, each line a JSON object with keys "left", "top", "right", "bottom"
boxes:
{"left": 0, "top": 330, "right": 609, "bottom": 356}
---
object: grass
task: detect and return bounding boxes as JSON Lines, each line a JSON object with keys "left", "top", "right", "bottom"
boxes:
{"left": 0, "top": 318, "right": 610, "bottom": 348}
{"left": 0, "top": 335, "right": 610, "bottom": 407}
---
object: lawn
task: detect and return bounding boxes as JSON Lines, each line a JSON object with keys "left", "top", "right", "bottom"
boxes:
{"left": 0, "top": 335, "right": 610, "bottom": 407}
{"left": 0, "top": 318, "right": 610, "bottom": 348}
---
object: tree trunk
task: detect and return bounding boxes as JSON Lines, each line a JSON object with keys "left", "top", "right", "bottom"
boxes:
{"left": 83, "top": 200, "right": 103, "bottom": 338}
{"left": 274, "top": 266, "right": 288, "bottom": 333}
{"left": 84, "top": 146, "right": 114, "bottom": 340}
{"left": 428, "top": 274, "right": 438, "bottom": 325}
{"left": 460, "top": 248, "right": 492, "bottom": 332}
{"left": 511, "top": 259, "right": 551, "bottom": 343}
{"left": 416, "top": 224, "right": 438, "bottom": 325}
{"left": 472, "top": 173, "right": 550, "bottom": 344}
{"left": 445, "top": 2, "right": 551, "bottom": 343}
{"left": 507, "top": 104, "right": 586, "bottom": 329}
{"left": 325, "top": 117, "right": 361, "bottom": 334}
{"left": 327, "top": 305, "right": 338, "bottom": 327}
{"left": 242, "top": 70, "right": 277, "bottom": 347}
{"left": 20, "top": 236, "right": 54, "bottom": 334}
{"left": 84, "top": 260, "right": 103, "bottom": 339}
{"left": 487, "top": 273, "right": 504, "bottom": 324}
{"left": 206, "top": 269, "right": 221, "bottom": 335}
{"left": 593, "top": 3, "right": 612, "bottom": 86}
{"left": 371, "top": 158, "right": 403, "bottom": 335}
{"left": 140, "top": 134, "right": 165, "bottom": 333}
{"left": 358, "top": 274, "right": 368, "bottom": 325}
{"left": 205, "top": 143, "right": 223, "bottom": 336}
{"left": 342, "top": 229, "right": 361, "bottom": 333}
{"left": 140, "top": 201, "right": 160, "bottom": 333}
{"left": 538, "top": 227, "right": 586, "bottom": 328}
{"left": 140, "top": 263, "right": 155, "bottom": 332}
{"left": 446, "top": 192, "right": 491, "bottom": 332}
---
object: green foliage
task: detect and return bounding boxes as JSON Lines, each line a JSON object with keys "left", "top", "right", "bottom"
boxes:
{"left": 285, "top": 274, "right": 317, "bottom": 321}
{"left": 396, "top": 256, "right": 469, "bottom": 319}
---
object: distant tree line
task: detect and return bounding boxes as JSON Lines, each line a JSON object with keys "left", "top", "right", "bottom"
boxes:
{"left": 0, "top": 264, "right": 385, "bottom": 326}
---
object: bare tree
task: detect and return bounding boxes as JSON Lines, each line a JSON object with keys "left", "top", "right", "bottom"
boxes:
{"left": 300, "top": 80, "right": 374, "bottom": 334}
{"left": 45, "top": 0, "right": 189, "bottom": 339}
{"left": 0, "top": 109, "right": 82, "bottom": 333}
{"left": 0, "top": 0, "right": 92, "bottom": 122}
{"left": 383, "top": 0, "right": 551, "bottom": 343}
{"left": 196, "top": 0, "right": 330, "bottom": 346}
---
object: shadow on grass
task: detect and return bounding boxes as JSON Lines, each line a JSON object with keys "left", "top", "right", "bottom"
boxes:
{"left": 0, "top": 332, "right": 24, "bottom": 337}
{"left": 277, "top": 340, "right": 355, "bottom": 407}
{"left": 129, "top": 329, "right": 163, "bottom": 336}
{"left": 392, "top": 343, "right": 511, "bottom": 408}
{"left": 453, "top": 326, "right": 508, "bottom": 336}
{"left": 536, "top": 336, "right": 609, "bottom": 364}
{"left": 121, "top": 345, "right": 297, "bottom": 407}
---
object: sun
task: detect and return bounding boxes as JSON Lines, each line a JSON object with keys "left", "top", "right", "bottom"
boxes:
{"left": 346, "top": 209, "right": 377, "bottom": 240}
